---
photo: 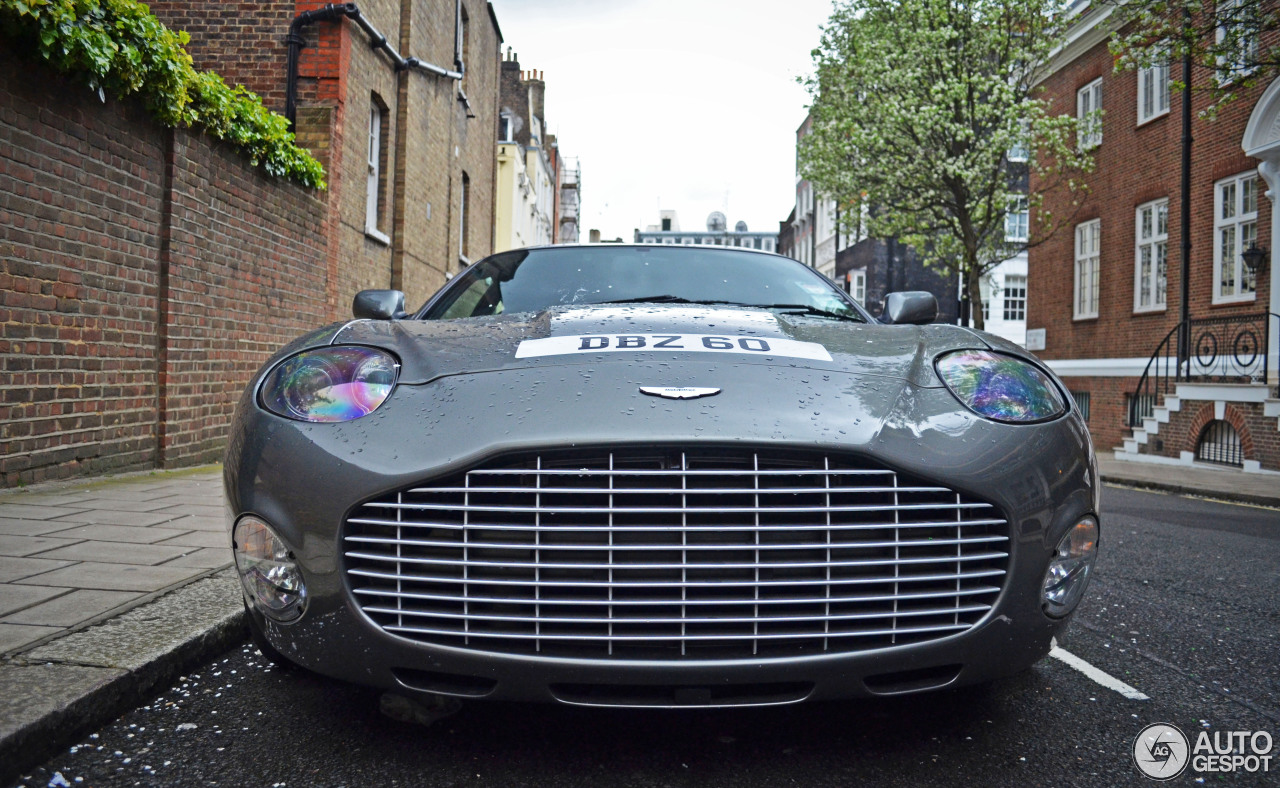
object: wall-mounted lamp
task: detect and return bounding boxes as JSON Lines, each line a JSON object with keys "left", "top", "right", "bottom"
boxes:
{"left": 1241, "top": 242, "right": 1267, "bottom": 275}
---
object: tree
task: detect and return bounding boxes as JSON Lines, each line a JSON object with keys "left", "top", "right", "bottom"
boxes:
{"left": 801, "top": 0, "right": 1093, "bottom": 330}
{"left": 1106, "top": 0, "right": 1279, "bottom": 119}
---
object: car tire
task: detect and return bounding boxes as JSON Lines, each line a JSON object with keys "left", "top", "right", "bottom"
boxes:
{"left": 243, "top": 601, "right": 300, "bottom": 671}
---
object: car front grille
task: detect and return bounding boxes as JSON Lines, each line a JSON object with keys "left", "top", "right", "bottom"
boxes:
{"left": 343, "top": 448, "right": 1009, "bottom": 660}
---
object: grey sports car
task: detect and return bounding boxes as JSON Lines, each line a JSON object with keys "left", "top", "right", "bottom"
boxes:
{"left": 225, "top": 244, "right": 1099, "bottom": 708}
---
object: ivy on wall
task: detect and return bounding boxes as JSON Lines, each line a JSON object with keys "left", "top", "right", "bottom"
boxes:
{"left": 0, "top": 0, "right": 326, "bottom": 189}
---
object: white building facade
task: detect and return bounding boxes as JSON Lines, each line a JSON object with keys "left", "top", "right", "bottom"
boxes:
{"left": 634, "top": 211, "right": 778, "bottom": 251}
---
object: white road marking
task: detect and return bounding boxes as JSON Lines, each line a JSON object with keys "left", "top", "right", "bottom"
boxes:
{"left": 1049, "top": 638, "right": 1150, "bottom": 701}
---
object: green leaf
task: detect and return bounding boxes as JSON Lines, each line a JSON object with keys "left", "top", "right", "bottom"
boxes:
{"left": 0, "top": 0, "right": 325, "bottom": 188}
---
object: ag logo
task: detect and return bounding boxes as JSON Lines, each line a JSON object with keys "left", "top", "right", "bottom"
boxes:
{"left": 1134, "top": 723, "right": 1190, "bottom": 780}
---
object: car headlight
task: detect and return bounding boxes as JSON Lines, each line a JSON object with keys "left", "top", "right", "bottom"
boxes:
{"left": 260, "top": 346, "right": 398, "bottom": 422}
{"left": 233, "top": 516, "right": 306, "bottom": 622}
{"left": 935, "top": 350, "right": 1067, "bottom": 423}
{"left": 1042, "top": 516, "right": 1098, "bottom": 618}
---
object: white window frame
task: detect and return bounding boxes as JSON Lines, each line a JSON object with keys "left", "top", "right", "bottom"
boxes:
{"left": 1133, "top": 199, "right": 1168, "bottom": 313}
{"left": 1007, "top": 119, "right": 1029, "bottom": 163}
{"left": 1216, "top": 0, "right": 1259, "bottom": 84}
{"left": 1136, "top": 55, "right": 1170, "bottom": 125}
{"left": 848, "top": 269, "right": 866, "bottom": 305}
{"left": 1005, "top": 195, "right": 1029, "bottom": 242}
{"left": 1213, "top": 172, "right": 1258, "bottom": 304}
{"left": 1003, "top": 275, "right": 1027, "bottom": 322}
{"left": 1074, "top": 219, "right": 1100, "bottom": 320}
{"left": 1077, "top": 78, "right": 1103, "bottom": 150}
{"left": 365, "top": 102, "right": 390, "bottom": 245}
{"left": 764, "top": 238, "right": 774, "bottom": 252}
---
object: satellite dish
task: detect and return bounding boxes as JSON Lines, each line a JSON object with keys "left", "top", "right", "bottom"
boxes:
{"left": 706, "top": 211, "right": 727, "bottom": 232}
{"left": 734, "top": 220, "right": 748, "bottom": 232}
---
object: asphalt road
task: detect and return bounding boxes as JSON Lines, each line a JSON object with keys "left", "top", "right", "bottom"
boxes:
{"left": 11, "top": 485, "right": 1279, "bottom": 788}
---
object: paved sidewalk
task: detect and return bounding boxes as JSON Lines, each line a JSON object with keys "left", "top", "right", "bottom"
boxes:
{"left": 0, "top": 457, "right": 1275, "bottom": 781}
{"left": 1098, "top": 455, "right": 1280, "bottom": 508}
{"left": 0, "top": 466, "right": 245, "bottom": 783}
{"left": 0, "top": 467, "right": 228, "bottom": 655}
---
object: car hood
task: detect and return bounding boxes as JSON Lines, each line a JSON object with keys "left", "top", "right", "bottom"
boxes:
{"left": 325, "top": 304, "right": 998, "bottom": 387}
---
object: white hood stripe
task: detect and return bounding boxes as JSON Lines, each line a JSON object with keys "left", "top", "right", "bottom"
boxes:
{"left": 515, "top": 333, "right": 832, "bottom": 361}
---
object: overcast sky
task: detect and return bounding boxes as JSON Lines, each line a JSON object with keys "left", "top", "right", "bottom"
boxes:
{"left": 489, "top": 0, "right": 839, "bottom": 241}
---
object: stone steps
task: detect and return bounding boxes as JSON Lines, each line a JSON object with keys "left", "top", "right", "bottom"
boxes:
{"left": 1112, "top": 383, "right": 1279, "bottom": 471}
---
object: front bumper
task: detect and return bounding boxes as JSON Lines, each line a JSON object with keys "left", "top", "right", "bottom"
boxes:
{"left": 245, "top": 596, "right": 1064, "bottom": 706}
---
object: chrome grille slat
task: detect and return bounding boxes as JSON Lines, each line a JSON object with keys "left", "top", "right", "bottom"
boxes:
{"left": 344, "top": 534, "right": 1009, "bottom": 551}
{"left": 393, "top": 484, "right": 954, "bottom": 495}
{"left": 364, "top": 502, "right": 995, "bottom": 514}
{"left": 351, "top": 585, "right": 1003, "bottom": 606}
{"left": 360, "top": 603, "right": 993, "bottom": 625}
{"left": 343, "top": 448, "right": 1010, "bottom": 660}
{"left": 380, "top": 622, "right": 975, "bottom": 641}
{"left": 347, "top": 516, "right": 1008, "bottom": 532}
{"left": 451, "top": 468, "right": 898, "bottom": 477}
{"left": 347, "top": 566, "right": 1006, "bottom": 588}
{"left": 343, "top": 550, "right": 1010, "bottom": 570}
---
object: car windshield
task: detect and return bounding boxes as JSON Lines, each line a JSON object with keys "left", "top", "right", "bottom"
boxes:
{"left": 421, "top": 246, "right": 865, "bottom": 321}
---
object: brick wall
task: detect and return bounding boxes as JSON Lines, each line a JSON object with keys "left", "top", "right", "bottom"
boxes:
{"left": 158, "top": 130, "right": 328, "bottom": 466}
{"left": 147, "top": 0, "right": 295, "bottom": 114}
{"left": 1, "top": 55, "right": 165, "bottom": 484}
{"left": 1054, "top": 375, "right": 1137, "bottom": 452}
{"left": 1140, "top": 400, "right": 1280, "bottom": 471}
{"left": 0, "top": 53, "right": 328, "bottom": 487}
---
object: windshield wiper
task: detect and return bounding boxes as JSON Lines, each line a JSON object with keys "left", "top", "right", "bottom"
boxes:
{"left": 761, "top": 304, "right": 865, "bottom": 323}
{"left": 598, "top": 296, "right": 743, "bottom": 305}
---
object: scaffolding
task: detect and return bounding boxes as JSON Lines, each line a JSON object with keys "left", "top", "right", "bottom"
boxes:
{"left": 558, "top": 157, "right": 580, "bottom": 244}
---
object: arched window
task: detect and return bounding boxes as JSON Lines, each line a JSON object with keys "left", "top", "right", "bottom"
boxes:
{"left": 1196, "top": 420, "right": 1242, "bottom": 466}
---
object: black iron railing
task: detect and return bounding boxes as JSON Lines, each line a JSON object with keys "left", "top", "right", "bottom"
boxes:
{"left": 1185, "top": 312, "right": 1270, "bottom": 382}
{"left": 1127, "top": 323, "right": 1182, "bottom": 428}
{"left": 1128, "top": 312, "right": 1275, "bottom": 428}
{"left": 1196, "top": 419, "right": 1244, "bottom": 466}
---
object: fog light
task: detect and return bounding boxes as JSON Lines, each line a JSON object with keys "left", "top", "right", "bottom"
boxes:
{"left": 233, "top": 516, "right": 306, "bottom": 622}
{"left": 1042, "top": 516, "right": 1098, "bottom": 618}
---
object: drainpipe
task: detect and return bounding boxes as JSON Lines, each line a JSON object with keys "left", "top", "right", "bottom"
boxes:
{"left": 285, "top": 2, "right": 464, "bottom": 130}
{"left": 1177, "top": 6, "right": 1193, "bottom": 373}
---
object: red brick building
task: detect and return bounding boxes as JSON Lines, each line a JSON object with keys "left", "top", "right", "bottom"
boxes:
{"left": 1029, "top": 3, "right": 1279, "bottom": 473}
{"left": 149, "top": 0, "right": 503, "bottom": 309}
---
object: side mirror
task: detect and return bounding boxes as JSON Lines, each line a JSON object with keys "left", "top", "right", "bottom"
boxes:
{"left": 882, "top": 291, "right": 938, "bottom": 325}
{"left": 352, "top": 290, "right": 406, "bottom": 320}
